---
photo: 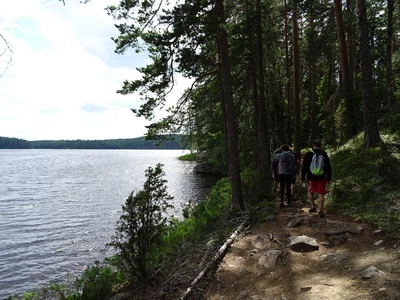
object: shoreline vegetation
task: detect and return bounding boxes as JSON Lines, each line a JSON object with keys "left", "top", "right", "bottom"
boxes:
{"left": 0, "top": 136, "right": 183, "bottom": 150}
{"left": 177, "top": 153, "right": 198, "bottom": 161}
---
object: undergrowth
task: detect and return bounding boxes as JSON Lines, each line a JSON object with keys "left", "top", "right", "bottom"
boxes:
{"left": 324, "top": 133, "right": 400, "bottom": 239}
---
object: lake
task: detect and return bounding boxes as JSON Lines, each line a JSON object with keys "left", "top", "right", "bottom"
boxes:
{"left": 0, "top": 149, "right": 217, "bottom": 298}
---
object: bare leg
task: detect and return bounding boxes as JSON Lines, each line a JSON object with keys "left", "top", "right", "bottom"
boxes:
{"left": 318, "top": 193, "right": 324, "bottom": 211}
{"left": 308, "top": 190, "right": 315, "bottom": 209}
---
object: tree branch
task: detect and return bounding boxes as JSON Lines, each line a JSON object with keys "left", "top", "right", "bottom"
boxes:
{"left": 0, "top": 34, "right": 13, "bottom": 78}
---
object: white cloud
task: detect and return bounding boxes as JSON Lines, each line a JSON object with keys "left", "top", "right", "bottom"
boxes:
{"left": 0, "top": 0, "right": 188, "bottom": 141}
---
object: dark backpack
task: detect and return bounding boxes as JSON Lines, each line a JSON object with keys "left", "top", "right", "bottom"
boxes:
{"left": 280, "top": 152, "right": 296, "bottom": 175}
{"left": 309, "top": 150, "right": 325, "bottom": 176}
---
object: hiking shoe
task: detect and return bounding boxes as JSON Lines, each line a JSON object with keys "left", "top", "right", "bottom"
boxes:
{"left": 309, "top": 207, "right": 316, "bottom": 213}
{"left": 279, "top": 202, "right": 285, "bottom": 208}
{"left": 318, "top": 211, "right": 325, "bottom": 218}
{"left": 287, "top": 201, "right": 292, "bottom": 206}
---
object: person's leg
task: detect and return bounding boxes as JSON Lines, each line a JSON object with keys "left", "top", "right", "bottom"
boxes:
{"left": 308, "top": 190, "right": 315, "bottom": 209}
{"left": 273, "top": 171, "right": 278, "bottom": 193}
{"left": 308, "top": 181, "right": 316, "bottom": 212}
{"left": 290, "top": 175, "right": 296, "bottom": 200}
{"left": 318, "top": 193, "right": 324, "bottom": 211}
{"left": 279, "top": 176, "right": 285, "bottom": 206}
{"left": 316, "top": 180, "right": 327, "bottom": 217}
{"left": 274, "top": 180, "right": 279, "bottom": 194}
{"left": 317, "top": 193, "right": 325, "bottom": 217}
{"left": 286, "top": 177, "right": 292, "bottom": 205}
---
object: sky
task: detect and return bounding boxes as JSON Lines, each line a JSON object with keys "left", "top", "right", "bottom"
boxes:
{"left": 0, "top": 0, "right": 189, "bottom": 141}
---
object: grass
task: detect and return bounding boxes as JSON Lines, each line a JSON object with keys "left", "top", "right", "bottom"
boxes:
{"left": 177, "top": 152, "right": 197, "bottom": 161}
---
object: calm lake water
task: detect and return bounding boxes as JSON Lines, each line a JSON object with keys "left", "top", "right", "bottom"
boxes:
{"left": 0, "top": 149, "right": 217, "bottom": 298}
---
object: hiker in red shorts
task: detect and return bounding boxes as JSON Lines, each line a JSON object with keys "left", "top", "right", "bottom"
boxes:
{"left": 301, "top": 139, "right": 332, "bottom": 218}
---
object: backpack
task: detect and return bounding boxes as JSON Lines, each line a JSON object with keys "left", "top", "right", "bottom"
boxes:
{"left": 309, "top": 150, "right": 325, "bottom": 176}
{"left": 280, "top": 152, "right": 296, "bottom": 175}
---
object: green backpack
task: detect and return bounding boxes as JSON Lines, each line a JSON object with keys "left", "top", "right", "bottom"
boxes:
{"left": 309, "top": 150, "right": 325, "bottom": 176}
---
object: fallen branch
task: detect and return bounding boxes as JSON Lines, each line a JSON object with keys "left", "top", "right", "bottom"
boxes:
{"left": 179, "top": 219, "right": 249, "bottom": 300}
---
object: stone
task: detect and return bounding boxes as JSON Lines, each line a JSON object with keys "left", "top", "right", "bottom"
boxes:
{"left": 251, "top": 235, "right": 271, "bottom": 251}
{"left": 320, "top": 253, "right": 348, "bottom": 265}
{"left": 265, "top": 215, "right": 276, "bottom": 222}
{"left": 289, "top": 235, "right": 319, "bottom": 252}
{"left": 325, "top": 224, "right": 363, "bottom": 235}
{"left": 258, "top": 250, "right": 286, "bottom": 268}
{"left": 287, "top": 217, "right": 304, "bottom": 228}
{"left": 193, "top": 152, "right": 211, "bottom": 173}
{"left": 193, "top": 161, "right": 211, "bottom": 173}
{"left": 327, "top": 235, "right": 348, "bottom": 246}
{"left": 361, "top": 266, "right": 385, "bottom": 280}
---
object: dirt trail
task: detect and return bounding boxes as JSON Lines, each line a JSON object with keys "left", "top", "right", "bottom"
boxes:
{"left": 203, "top": 197, "right": 400, "bottom": 300}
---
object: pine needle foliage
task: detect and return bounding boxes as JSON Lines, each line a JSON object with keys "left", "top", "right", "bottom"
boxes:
{"left": 107, "top": 163, "right": 174, "bottom": 282}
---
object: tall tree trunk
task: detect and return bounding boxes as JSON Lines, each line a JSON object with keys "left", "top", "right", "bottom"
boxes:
{"left": 334, "top": 0, "right": 356, "bottom": 138}
{"left": 387, "top": 0, "right": 394, "bottom": 106}
{"left": 310, "top": 64, "right": 317, "bottom": 142}
{"left": 356, "top": 0, "right": 381, "bottom": 146}
{"left": 292, "top": 0, "right": 301, "bottom": 157}
{"left": 253, "top": 0, "right": 270, "bottom": 195}
{"left": 346, "top": 0, "right": 355, "bottom": 90}
{"left": 284, "top": 0, "right": 291, "bottom": 145}
{"left": 309, "top": 10, "right": 317, "bottom": 142}
{"left": 215, "top": 0, "right": 244, "bottom": 210}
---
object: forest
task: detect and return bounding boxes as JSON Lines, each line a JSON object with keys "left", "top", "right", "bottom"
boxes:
{"left": 106, "top": 0, "right": 399, "bottom": 209}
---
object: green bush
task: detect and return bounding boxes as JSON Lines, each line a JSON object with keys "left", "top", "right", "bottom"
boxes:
{"left": 74, "top": 261, "right": 124, "bottom": 300}
{"left": 107, "top": 163, "right": 174, "bottom": 282}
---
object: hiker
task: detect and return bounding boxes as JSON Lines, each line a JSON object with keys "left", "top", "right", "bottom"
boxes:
{"left": 301, "top": 139, "right": 332, "bottom": 218}
{"left": 274, "top": 144, "right": 296, "bottom": 207}
{"left": 271, "top": 147, "right": 282, "bottom": 194}
{"left": 289, "top": 147, "right": 301, "bottom": 200}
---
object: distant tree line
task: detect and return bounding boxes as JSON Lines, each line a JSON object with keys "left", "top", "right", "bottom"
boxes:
{"left": 0, "top": 136, "right": 183, "bottom": 149}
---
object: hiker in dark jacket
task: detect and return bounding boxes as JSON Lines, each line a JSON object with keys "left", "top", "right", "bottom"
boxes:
{"left": 289, "top": 147, "right": 301, "bottom": 200}
{"left": 301, "top": 139, "right": 332, "bottom": 218}
{"left": 271, "top": 147, "right": 282, "bottom": 194}
{"left": 274, "top": 144, "right": 296, "bottom": 207}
